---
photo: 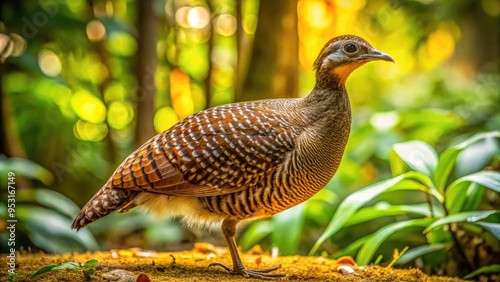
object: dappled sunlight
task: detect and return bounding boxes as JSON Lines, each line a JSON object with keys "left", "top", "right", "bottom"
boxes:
{"left": 425, "top": 26, "right": 456, "bottom": 67}
{"left": 74, "top": 119, "right": 108, "bottom": 141}
{"left": 170, "top": 68, "right": 194, "bottom": 119}
{"left": 154, "top": 106, "right": 179, "bottom": 133}
{"left": 71, "top": 90, "right": 107, "bottom": 124}
{"left": 107, "top": 101, "right": 134, "bottom": 130}
{"left": 86, "top": 20, "right": 106, "bottom": 42}
{"left": 213, "top": 14, "right": 237, "bottom": 36}
{"left": 38, "top": 50, "right": 62, "bottom": 77}
{"left": 2, "top": 1, "right": 498, "bottom": 278}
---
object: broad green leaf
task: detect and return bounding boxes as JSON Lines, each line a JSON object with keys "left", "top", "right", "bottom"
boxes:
{"left": 17, "top": 206, "right": 99, "bottom": 252}
{"left": 52, "top": 262, "right": 80, "bottom": 270}
{"left": 238, "top": 220, "right": 273, "bottom": 251}
{"left": 0, "top": 157, "right": 54, "bottom": 185}
{"left": 446, "top": 181, "right": 478, "bottom": 214}
{"left": 17, "top": 189, "right": 81, "bottom": 219}
{"left": 344, "top": 203, "right": 432, "bottom": 227}
{"left": 31, "top": 264, "right": 58, "bottom": 277}
{"left": 392, "top": 141, "right": 438, "bottom": 178}
{"left": 310, "top": 172, "right": 437, "bottom": 255}
{"left": 434, "top": 131, "right": 500, "bottom": 193}
{"left": 84, "top": 259, "right": 99, "bottom": 269}
{"left": 455, "top": 137, "right": 499, "bottom": 178}
{"left": 311, "top": 168, "right": 451, "bottom": 258}
{"left": 309, "top": 174, "right": 406, "bottom": 255}
{"left": 475, "top": 222, "right": 500, "bottom": 239}
{"left": 464, "top": 264, "right": 500, "bottom": 279}
{"left": 447, "top": 171, "right": 500, "bottom": 193}
{"left": 389, "top": 149, "right": 408, "bottom": 176}
{"left": 424, "top": 210, "right": 499, "bottom": 233}
{"left": 446, "top": 171, "right": 500, "bottom": 213}
{"left": 397, "top": 170, "right": 443, "bottom": 203}
{"left": 271, "top": 203, "right": 306, "bottom": 255}
{"left": 331, "top": 235, "right": 369, "bottom": 259}
{"left": 396, "top": 243, "right": 450, "bottom": 265}
{"left": 462, "top": 184, "right": 485, "bottom": 212}
{"left": 357, "top": 218, "right": 434, "bottom": 265}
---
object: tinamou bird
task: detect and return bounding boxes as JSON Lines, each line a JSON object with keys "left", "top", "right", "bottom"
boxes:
{"left": 72, "top": 35, "right": 393, "bottom": 280}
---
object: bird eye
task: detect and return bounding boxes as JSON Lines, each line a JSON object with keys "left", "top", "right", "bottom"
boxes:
{"left": 343, "top": 43, "right": 357, "bottom": 54}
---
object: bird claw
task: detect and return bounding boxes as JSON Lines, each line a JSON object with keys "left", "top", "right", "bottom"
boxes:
{"left": 209, "top": 262, "right": 285, "bottom": 280}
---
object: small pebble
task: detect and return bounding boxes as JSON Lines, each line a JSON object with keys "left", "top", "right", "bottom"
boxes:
{"left": 102, "top": 269, "right": 136, "bottom": 282}
{"left": 338, "top": 265, "right": 359, "bottom": 275}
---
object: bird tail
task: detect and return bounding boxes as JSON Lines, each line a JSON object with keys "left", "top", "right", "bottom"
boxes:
{"left": 71, "top": 186, "right": 137, "bottom": 231}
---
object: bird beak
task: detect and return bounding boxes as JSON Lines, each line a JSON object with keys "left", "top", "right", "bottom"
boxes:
{"left": 362, "top": 49, "right": 395, "bottom": 63}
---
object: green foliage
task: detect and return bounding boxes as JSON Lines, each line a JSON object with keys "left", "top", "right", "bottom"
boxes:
{"left": 2, "top": 0, "right": 499, "bottom": 266}
{"left": 31, "top": 259, "right": 98, "bottom": 279}
{"left": 386, "top": 246, "right": 409, "bottom": 268}
{"left": 0, "top": 158, "right": 53, "bottom": 185}
{"left": 6, "top": 271, "right": 24, "bottom": 282}
{"left": 311, "top": 131, "right": 500, "bottom": 276}
{"left": 463, "top": 264, "right": 500, "bottom": 279}
{"left": 0, "top": 158, "right": 99, "bottom": 253}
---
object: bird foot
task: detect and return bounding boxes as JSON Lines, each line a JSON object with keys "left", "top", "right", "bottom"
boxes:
{"left": 209, "top": 262, "right": 285, "bottom": 280}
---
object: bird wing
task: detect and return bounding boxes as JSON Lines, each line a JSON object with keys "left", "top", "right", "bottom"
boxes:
{"left": 109, "top": 102, "right": 301, "bottom": 197}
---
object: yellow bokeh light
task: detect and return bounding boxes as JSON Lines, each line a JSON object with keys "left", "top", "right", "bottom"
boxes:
{"left": 38, "top": 49, "right": 62, "bottom": 77}
{"left": 154, "top": 106, "right": 179, "bottom": 133}
{"left": 107, "top": 32, "right": 138, "bottom": 56}
{"left": 243, "top": 14, "right": 258, "bottom": 34}
{"left": 426, "top": 27, "right": 455, "bottom": 63}
{"left": 107, "top": 101, "right": 134, "bottom": 129}
{"left": 175, "top": 6, "right": 191, "bottom": 28}
{"left": 187, "top": 6, "right": 211, "bottom": 29}
{"left": 104, "top": 82, "right": 127, "bottom": 102}
{"left": 482, "top": 0, "right": 500, "bottom": 16}
{"left": 337, "top": 0, "right": 366, "bottom": 11}
{"left": 86, "top": 20, "right": 106, "bottom": 42}
{"left": 370, "top": 111, "right": 400, "bottom": 131}
{"left": 190, "top": 83, "right": 206, "bottom": 112}
{"left": 214, "top": 14, "right": 237, "bottom": 36}
{"left": 299, "top": 0, "right": 330, "bottom": 28}
{"left": 170, "top": 69, "right": 194, "bottom": 119}
{"left": 74, "top": 119, "right": 108, "bottom": 141}
{"left": 71, "top": 90, "right": 107, "bottom": 124}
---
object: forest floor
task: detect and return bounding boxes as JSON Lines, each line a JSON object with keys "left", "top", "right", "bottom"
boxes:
{"left": 3, "top": 243, "right": 469, "bottom": 282}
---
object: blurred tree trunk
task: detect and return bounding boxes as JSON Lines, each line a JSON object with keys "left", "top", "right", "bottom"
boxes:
{"left": 0, "top": 63, "right": 25, "bottom": 159}
{"left": 454, "top": 1, "right": 499, "bottom": 76}
{"left": 135, "top": 0, "right": 158, "bottom": 147}
{"left": 237, "top": 0, "right": 298, "bottom": 102}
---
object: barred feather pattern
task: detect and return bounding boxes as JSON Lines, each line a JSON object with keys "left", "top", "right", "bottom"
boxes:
{"left": 200, "top": 92, "right": 351, "bottom": 221}
{"left": 112, "top": 100, "right": 303, "bottom": 195}
{"left": 71, "top": 35, "right": 371, "bottom": 231}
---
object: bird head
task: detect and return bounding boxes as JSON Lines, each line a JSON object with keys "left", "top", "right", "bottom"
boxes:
{"left": 313, "top": 35, "right": 394, "bottom": 85}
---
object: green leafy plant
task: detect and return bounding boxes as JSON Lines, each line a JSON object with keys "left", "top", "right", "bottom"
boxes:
{"left": 31, "top": 259, "right": 98, "bottom": 280}
{"left": 310, "top": 131, "right": 500, "bottom": 277}
{"left": 0, "top": 158, "right": 99, "bottom": 253}
{"left": 6, "top": 271, "right": 23, "bottom": 282}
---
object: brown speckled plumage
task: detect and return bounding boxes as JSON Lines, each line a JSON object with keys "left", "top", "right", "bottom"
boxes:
{"left": 72, "top": 35, "right": 393, "bottom": 279}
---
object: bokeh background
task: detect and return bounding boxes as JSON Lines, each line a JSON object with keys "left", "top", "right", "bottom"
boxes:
{"left": 1, "top": 0, "right": 499, "bottom": 278}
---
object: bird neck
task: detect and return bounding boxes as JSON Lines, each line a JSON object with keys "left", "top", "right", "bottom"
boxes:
{"left": 302, "top": 74, "right": 352, "bottom": 157}
{"left": 302, "top": 76, "right": 351, "bottom": 128}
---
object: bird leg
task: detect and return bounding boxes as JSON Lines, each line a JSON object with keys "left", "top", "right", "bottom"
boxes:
{"left": 209, "top": 219, "right": 285, "bottom": 280}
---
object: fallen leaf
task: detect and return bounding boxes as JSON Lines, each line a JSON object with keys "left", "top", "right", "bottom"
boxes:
{"left": 136, "top": 274, "right": 151, "bottom": 282}
{"left": 193, "top": 242, "right": 226, "bottom": 254}
{"left": 335, "top": 256, "right": 357, "bottom": 267}
{"left": 255, "top": 256, "right": 262, "bottom": 266}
